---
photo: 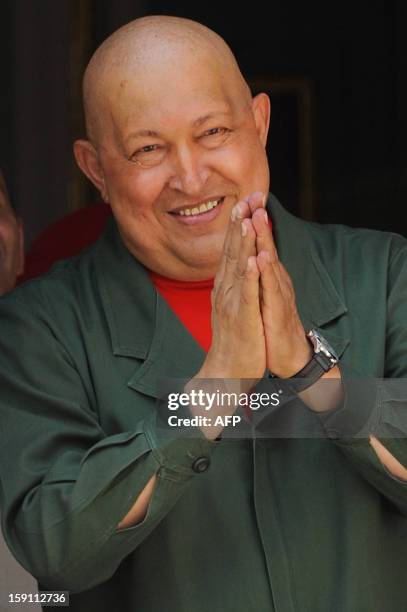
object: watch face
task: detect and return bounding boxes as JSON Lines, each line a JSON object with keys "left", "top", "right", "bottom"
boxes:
{"left": 309, "top": 330, "right": 339, "bottom": 361}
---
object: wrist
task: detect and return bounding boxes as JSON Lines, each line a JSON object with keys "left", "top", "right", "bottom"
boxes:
{"left": 270, "top": 339, "right": 313, "bottom": 378}
{"left": 288, "top": 329, "right": 341, "bottom": 394}
{"left": 321, "top": 364, "right": 341, "bottom": 380}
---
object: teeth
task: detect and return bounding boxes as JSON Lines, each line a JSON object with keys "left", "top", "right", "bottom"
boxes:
{"left": 175, "top": 199, "right": 221, "bottom": 217}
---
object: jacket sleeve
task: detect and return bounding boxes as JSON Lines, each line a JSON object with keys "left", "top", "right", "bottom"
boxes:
{"left": 316, "top": 234, "right": 407, "bottom": 515}
{"left": 0, "top": 291, "right": 218, "bottom": 593}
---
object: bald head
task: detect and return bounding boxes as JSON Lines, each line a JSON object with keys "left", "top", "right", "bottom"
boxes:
{"left": 74, "top": 15, "right": 270, "bottom": 280}
{"left": 83, "top": 16, "right": 252, "bottom": 144}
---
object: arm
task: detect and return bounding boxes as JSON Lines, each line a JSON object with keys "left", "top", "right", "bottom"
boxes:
{"left": 116, "top": 474, "right": 157, "bottom": 529}
{"left": 299, "top": 365, "right": 407, "bottom": 481}
{"left": 369, "top": 435, "right": 407, "bottom": 480}
{"left": 313, "top": 236, "right": 407, "bottom": 509}
{"left": 0, "top": 292, "right": 218, "bottom": 593}
{"left": 250, "top": 206, "right": 407, "bottom": 511}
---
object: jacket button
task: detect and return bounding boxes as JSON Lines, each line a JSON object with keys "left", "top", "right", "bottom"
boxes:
{"left": 192, "top": 456, "right": 210, "bottom": 473}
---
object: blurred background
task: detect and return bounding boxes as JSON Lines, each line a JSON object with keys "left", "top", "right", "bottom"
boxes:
{"left": 1, "top": 0, "right": 407, "bottom": 245}
{"left": 1, "top": 1, "right": 407, "bottom": 607}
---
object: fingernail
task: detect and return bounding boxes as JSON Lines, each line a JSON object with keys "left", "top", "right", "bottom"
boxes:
{"left": 246, "top": 256, "right": 254, "bottom": 271}
{"left": 241, "top": 220, "right": 247, "bottom": 236}
{"left": 263, "top": 210, "right": 268, "bottom": 224}
{"left": 231, "top": 203, "right": 242, "bottom": 221}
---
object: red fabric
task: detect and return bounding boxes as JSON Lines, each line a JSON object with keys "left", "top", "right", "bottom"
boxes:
{"left": 149, "top": 271, "right": 214, "bottom": 352}
{"left": 19, "top": 203, "right": 112, "bottom": 283}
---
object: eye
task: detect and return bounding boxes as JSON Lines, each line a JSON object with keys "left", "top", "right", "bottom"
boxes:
{"left": 204, "top": 127, "right": 230, "bottom": 137}
{"left": 129, "top": 144, "right": 166, "bottom": 167}
{"left": 140, "top": 145, "right": 157, "bottom": 153}
{"left": 200, "top": 127, "right": 232, "bottom": 146}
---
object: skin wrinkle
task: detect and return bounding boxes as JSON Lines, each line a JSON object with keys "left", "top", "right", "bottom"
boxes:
{"left": 83, "top": 16, "right": 252, "bottom": 146}
{"left": 75, "top": 15, "right": 269, "bottom": 281}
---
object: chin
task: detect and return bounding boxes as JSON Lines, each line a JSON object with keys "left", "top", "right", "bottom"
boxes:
{"left": 179, "top": 253, "right": 219, "bottom": 279}
{"left": 186, "top": 243, "right": 222, "bottom": 266}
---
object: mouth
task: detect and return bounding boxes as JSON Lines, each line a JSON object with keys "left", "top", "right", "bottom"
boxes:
{"left": 167, "top": 196, "right": 225, "bottom": 225}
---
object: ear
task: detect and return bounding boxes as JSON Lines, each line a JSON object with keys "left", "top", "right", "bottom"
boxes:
{"left": 73, "top": 139, "right": 109, "bottom": 202}
{"left": 251, "top": 93, "right": 271, "bottom": 148}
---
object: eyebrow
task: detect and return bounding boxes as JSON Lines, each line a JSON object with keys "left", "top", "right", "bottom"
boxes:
{"left": 193, "top": 111, "right": 231, "bottom": 127}
{"left": 125, "top": 112, "right": 232, "bottom": 142}
{"left": 126, "top": 129, "right": 161, "bottom": 140}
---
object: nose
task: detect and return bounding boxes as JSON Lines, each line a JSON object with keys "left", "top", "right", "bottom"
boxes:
{"left": 167, "top": 145, "right": 210, "bottom": 195}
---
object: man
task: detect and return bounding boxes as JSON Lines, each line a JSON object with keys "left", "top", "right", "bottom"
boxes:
{"left": 1, "top": 15, "right": 407, "bottom": 612}
{"left": 0, "top": 170, "right": 24, "bottom": 294}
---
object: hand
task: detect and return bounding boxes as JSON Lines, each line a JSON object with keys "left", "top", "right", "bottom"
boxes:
{"left": 197, "top": 192, "right": 267, "bottom": 389}
{"left": 250, "top": 206, "right": 312, "bottom": 378}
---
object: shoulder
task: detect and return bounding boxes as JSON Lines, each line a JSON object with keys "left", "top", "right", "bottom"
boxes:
{"left": 299, "top": 216, "right": 407, "bottom": 277}
{"left": 0, "top": 237, "right": 102, "bottom": 336}
{"left": 306, "top": 217, "right": 406, "bottom": 258}
{"left": 270, "top": 194, "right": 407, "bottom": 296}
{"left": 270, "top": 193, "right": 407, "bottom": 264}
{"left": 304, "top": 220, "right": 407, "bottom": 306}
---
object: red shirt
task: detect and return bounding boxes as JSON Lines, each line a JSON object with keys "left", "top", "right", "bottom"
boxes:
{"left": 149, "top": 271, "right": 214, "bottom": 352}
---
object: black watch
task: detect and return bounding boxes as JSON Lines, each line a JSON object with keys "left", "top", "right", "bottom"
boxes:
{"left": 289, "top": 329, "right": 339, "bottom": 392}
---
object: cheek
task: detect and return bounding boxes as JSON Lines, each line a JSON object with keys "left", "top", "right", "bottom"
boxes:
{"left": 214, "top": 143, "right": 263, "bottom": 184}
{"left": 235, "top": 136, "right": 269, "bottom": 185}
{"left": 107, "top": 166, "right": 166, "bottom": 214}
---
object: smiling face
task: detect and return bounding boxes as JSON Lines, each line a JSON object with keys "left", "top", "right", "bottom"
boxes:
{"left": 0, "top": 172, "right": 24, "bottom": 295}
{"left": 74, "top": 17, "right": 270, "bottom": 279}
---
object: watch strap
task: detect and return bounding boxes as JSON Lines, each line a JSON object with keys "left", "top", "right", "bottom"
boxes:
{"left": 288, "top": 357, "right": 325, "bottom": 392}
{"left": 289, "top": 347, "right": 336, "bottom": 392}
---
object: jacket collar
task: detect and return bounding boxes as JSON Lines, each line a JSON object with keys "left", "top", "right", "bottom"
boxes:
{"left": 94, "top": 219, "right": 207, "bottom": 398}
{"left": 94, "top": 195, "right": 349, "bottom": 398}
{"left": 269, "top": 195, "right": 348, "bottom": 329}
{"left": 269, "top": 195, "right": 350, "bottom": 362}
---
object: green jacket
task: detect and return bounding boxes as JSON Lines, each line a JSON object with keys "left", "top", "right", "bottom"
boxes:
{"left": 1, "top": 195, "right": 407, "bottom": 612}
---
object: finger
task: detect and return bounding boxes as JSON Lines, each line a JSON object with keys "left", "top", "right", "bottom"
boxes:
{"left": 245, "top": 191, "right": 267, "bottom": 217}
{"left": 251, "top": 206, "right": 277, "bottom": 262}
{"left": 240, "top": 255, "right": 260, "bottom": 314}
{"left": 277, "top": 261, "right": 296, "bottom": 302}
{"left": 256, "top": 249, "right": 282, "bottom": 311}
{"left": 232, "top": 218, "right": 257, "bottom": 283}
{"left": 214, "top": 200, "right": 251, "bottom": 291}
